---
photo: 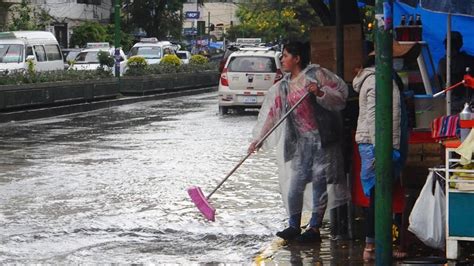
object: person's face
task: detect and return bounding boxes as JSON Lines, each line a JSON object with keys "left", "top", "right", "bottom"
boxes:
{"left": 281, "top": 49, "right": 301, "bottom": 72}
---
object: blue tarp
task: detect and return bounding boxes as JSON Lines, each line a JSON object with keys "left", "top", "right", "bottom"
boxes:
{"left": 419, "top": 0, "right": 474, "bottom": 17}
{"left": 394, "top": 1, "right": 474, "bottom": 70}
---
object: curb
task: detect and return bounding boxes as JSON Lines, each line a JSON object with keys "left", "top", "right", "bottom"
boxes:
{"left": 0, "top": 86, "right": 217, "bottom": 123}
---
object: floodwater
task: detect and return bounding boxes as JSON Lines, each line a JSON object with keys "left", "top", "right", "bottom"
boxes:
{"left": 0, "top": 92, "right": 368, "bottom": 264}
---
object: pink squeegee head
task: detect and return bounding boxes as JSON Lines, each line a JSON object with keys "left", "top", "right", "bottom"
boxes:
{"left": 187, "top": 186, "right": 216, "bottom": 221}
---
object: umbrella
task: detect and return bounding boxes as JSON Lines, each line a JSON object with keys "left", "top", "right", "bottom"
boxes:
{"left": 397, "top": 0, "right": 474, "bottom": 114}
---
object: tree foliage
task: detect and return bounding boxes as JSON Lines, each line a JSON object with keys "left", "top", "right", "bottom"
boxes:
{"left": 70, "top": 22, "right": 133, "bottom": 51}
{"left": 128, "top": 0, "right": 186, "bottom": 40}
{"left": 70, "top": 22, "right": 108, "bottom": 48}
{"left": 226, "top": 0, "right": 322, "bottom": 43}
{"left": 8, "top": 0, "right": 52, "bottom": 31}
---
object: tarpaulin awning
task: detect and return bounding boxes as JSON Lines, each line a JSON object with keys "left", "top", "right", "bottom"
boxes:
{"left": 394, "top": 1, "right": 474, "bottom": 70}
{"left": 398, "top": 0, "right": 474, "bottom": 17}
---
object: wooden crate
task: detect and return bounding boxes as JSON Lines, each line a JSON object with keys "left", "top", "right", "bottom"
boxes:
{"left": 310, "top": 24, "right": 363, "bottom": 82}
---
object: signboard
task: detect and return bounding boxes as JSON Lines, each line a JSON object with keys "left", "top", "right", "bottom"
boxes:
{"left": 236, "top": 38, "right": 262, "bottom": 45}
{"left": 183, "top": 28, "right": 197, "bottom": 36}
{"left": 185, "top": 11, "right": 200, "bottom": 20}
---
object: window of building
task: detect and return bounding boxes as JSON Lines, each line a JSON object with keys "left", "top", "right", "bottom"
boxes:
{"left": 77, "top": 0, "right": 101, "bottom": 5}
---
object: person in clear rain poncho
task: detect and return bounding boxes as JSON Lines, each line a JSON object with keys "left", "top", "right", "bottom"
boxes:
{"left": 248, "top": 42, "right": 350, "bottom": 243}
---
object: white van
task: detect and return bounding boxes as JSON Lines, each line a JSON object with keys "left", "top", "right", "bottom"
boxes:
{"left": 0, "top": 31, "right": 64, "bottom": 73}
{"left": 128, "top": 37, "right": 175, "bottom": 65}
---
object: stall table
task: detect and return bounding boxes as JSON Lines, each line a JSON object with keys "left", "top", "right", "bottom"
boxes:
{"left": 444, "top": 140, "right": 474, "bottom": 259}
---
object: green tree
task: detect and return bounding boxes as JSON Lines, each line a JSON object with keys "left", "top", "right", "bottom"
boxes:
{"left": 227, "top": 0, "right": 321, "bottom": 43}
{"left": 8, "top": 0, "right": 52, "bottom": 31}
{"left": 70, "top": 21, "right": 134, "bottom": 51}
{"left": 128, "top": 0, "right": 186, "bottom": 40}
{"left": 70, "top": 22, "right": 108, "bottom": 48}
{"left": 106, "top": 24, "right": 134, "bottom": 52}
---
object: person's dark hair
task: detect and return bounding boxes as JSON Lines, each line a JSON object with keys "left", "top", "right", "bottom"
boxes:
{"left": 444, "top": 31, "right": 463, "bottom": 52}
{"left": 362, "top": 55, "right": 375, "bottom": 68}
{"left": 283, "top": 41, "right": 311, "bottom": 69}
{"left": 362, "top": 43, "right": 375, "bottom": 68}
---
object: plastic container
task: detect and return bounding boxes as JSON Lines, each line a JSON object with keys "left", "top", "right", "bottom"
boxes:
{"left": 414, "top": 95, "right": 446, "bottom": 129}
{"left": 460, "top": 103, "right": 473, "bottom": 142}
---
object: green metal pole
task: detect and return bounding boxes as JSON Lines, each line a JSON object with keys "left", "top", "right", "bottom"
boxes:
{"left": 374, "top": 0, "right": 393, "bottom": 265}
{"left": 114, "top": 0, "right": 121, "bottom": 78}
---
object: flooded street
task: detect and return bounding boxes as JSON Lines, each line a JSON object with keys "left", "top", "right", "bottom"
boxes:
{"left": 0, "top": 92, "right": 371, "bottom": 264}
{"left": 0, "top": 93, "right": 289, "bottom": 264}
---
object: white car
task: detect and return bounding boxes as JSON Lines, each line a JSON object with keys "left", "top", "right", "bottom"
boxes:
{"left": 218, "top": 49, "right": 283, "bottom": 114}
{"left": 72, "top": 43, "right": 127, "bottom": 75}
{"left": 176, "top": 50, "right": 191, "bottom": 64}
{"left": 128, "top": 38, "right": 175, "bottom": 65}
{"left": 0, "top": 31, "right": 64, "bottom": 74}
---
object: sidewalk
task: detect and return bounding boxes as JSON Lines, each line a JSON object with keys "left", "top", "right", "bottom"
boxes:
{"left": 254, "top": 223, "right": 474, "bottom": 265}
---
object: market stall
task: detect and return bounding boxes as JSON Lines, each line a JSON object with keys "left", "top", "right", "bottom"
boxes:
{"left": 395, "top": 0, "right": 474, "bottom": 260}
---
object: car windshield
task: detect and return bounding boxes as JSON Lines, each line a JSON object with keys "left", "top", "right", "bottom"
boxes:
{"left": 227, "top": 56, "right": 277, "bottom": 73}
{"left": 0, "top": 44, "right": 23, "bottom": 63}
{"left": 74, "top": 51, "right": 100, "bottom": 63}
{"left": 129, "top": 46, "right": 162, "bottom": 59}
{"left": 176, "top": 52, "right": 188, "bottom": 59}
{"left": 64, "top": 51, "right": 80, "bottom": 62}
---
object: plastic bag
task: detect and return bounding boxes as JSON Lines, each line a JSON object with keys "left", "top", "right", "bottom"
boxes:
{"left": 408, "top": 172, "right": 446, "bottom": 249}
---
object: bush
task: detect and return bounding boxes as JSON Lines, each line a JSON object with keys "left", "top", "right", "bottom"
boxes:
{"left": 189, "top": 54, "right": 209, "bottom": 65}
{"left": 0, "top": 69, "right": 113, "bottom": 86}
{"left": 127, "top": 56, "right": 148, "bottom": 69}
{"left": 125, "top": 56, "right": 148, "bottom": 76}
{"left": 160, "top": 54, "right": 181, "bottom": 67}
{"left": 124, "top": 61, "right": 218, "bottom": 76}
{"left": 97, "top": 50, "right": 114, "bottom": 69}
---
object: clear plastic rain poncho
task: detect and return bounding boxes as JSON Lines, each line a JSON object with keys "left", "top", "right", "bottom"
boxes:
{"left": 252, "top": 64, "right": 351, "bottom": 219}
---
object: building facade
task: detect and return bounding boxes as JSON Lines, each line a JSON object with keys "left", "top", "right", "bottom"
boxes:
{"left": 182, "top": 0, "right": 240, "bottom": 41}
{"left": 1, "top": 0, "right": 112, "bottom": 47}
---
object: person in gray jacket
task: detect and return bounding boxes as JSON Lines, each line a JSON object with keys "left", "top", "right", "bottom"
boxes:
{"left": 353, "top": 41, "right": 416, "bottom": 261}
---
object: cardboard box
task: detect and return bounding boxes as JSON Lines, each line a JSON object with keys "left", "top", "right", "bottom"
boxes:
{"left": 310, "top": 24, "right": 363, "bottom": 82}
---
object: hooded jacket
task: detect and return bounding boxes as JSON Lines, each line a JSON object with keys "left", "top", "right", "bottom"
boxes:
{"left": 353, "top": 67, "right": 401, "bottom": 149}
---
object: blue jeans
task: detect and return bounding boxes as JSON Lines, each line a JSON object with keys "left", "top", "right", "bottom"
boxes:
{"left": 358, "top": 143, "right": 402, "bottom": 197}
{"left": 358, "top": 143, "right": 402, "bottom": 243}
{"left": 288, "top": 133, "right": 328, "bottom": 229}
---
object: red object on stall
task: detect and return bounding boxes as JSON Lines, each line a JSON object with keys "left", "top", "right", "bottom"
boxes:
{"left": 464, "top": 74, "right": 474, "bottom": 89}
{"left": 351, "top": 137, "right": 405, "bottom": 213}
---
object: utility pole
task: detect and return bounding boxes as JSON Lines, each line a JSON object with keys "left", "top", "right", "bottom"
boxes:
{"left": 208, "top": 11, "right": 211, "bottom": 49}
{"left": 114, "top": 0, "right": 121, "bottom": 78}
{"left": 374, "top": 0, "right": 393, "bottom": 265}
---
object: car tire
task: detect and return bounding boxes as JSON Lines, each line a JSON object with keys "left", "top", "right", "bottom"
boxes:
{"left": 219, "top": 106, "right": 229, "bottom": 115}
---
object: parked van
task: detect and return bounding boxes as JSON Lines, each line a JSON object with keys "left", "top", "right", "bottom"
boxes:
{"left": 128, "top": 37, "right": 175, "bottom": 65}
{"left": 0, "top": 31, "right": 64, "bottom": 73}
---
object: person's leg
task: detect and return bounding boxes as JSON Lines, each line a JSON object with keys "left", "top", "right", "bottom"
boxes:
{"left": 287, "top": 138, "right": 313, "bottom": 228}
{"left": 295, "top": 175, "right": 328, "bottom": 243}
{"left": 366, "top": 187, "right": 375, "bottom": 245}
{"left": 277, "top": 138, "right": 312, "bottom": 240}
{"left": 295, "top": 141, "right": 328, "bottom": 243}
{"left": 363, "top": 187, "right": 376, "bottom": 261}
{"left": 309, "top": 175, "right": 328, "bottom": 229}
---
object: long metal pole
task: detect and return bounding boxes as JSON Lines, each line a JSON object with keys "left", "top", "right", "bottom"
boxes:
{"left": 332, "top": 0, "right": 347, "bottom": 239}
{"left": 374, "top": 0, "right": 393, "bottom": 265}
{"left": 335, "top": 0, "right": 344, "bottom": 79}
{"left": 446, "top": 13, "right": 452, "bottom": 115}
{"left": 114, "top": 0, "right": 121, "bottom": 78}
{"left": 208, "top": 11, "right": 211, "bottom": 48}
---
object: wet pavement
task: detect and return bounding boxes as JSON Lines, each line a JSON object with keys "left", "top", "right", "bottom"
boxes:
{"left": 0, "top": 92, "right": 434, "bottom": 264}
